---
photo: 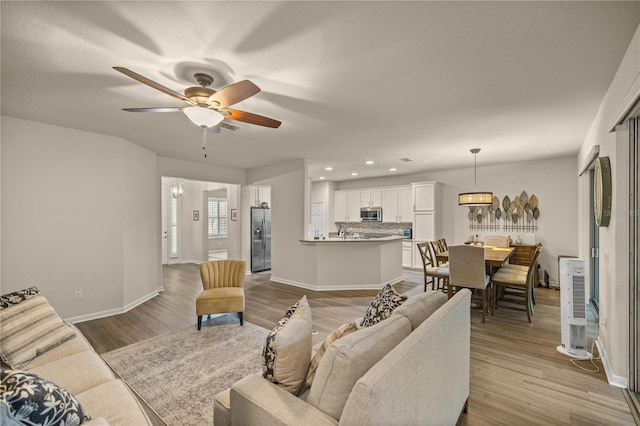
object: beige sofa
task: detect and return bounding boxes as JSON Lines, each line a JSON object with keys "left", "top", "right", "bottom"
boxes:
{"left": 0, "top": 291, "right": 152, "bottom": 426}
{"left": 215, "top": 288, "right": 471, "bottom": 426}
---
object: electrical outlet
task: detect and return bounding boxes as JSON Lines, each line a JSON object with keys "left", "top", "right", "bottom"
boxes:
{"left": 75, "top": 290, "right": 82, "bottom": 300}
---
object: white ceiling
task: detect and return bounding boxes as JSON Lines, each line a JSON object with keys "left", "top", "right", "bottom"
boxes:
{"left": 2, "top": 1, "right": 639, "bottom": 182}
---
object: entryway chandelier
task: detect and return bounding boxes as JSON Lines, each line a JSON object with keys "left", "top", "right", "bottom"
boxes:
{"left": 171, "top": 180, "right": 184, "bottom": 199}
{"left": 458, "top": 148, "right": 493, "bottom": 206}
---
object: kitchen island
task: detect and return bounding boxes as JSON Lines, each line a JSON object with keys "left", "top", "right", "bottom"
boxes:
{"left": 274, "top": 235, "right": 404, "bottom": 291}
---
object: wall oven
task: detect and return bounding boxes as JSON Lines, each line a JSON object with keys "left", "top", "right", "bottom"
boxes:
{"left": 360, "top": 207, "right": 382, "bottom": 222}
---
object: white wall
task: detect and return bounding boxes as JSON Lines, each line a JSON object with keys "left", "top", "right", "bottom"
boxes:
{"left": 247, "top": 159, "right": 315, "bottom": 284}
{"left": 1, "top": 116, "right": 159, "bottom": 320}
{"left": 337, "top": 156, "right": 578, "bottom": 284}
{"left": 311, "top": 180, "right": 338, "bottom": 235}
{"left": 577, "top": 24, "right": 640, "bottom": 387}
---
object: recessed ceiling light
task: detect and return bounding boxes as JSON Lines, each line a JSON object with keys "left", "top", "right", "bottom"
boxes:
{"left": 351, "top": 172, "right": 358, "bottom": 176}
{"left": 365, "top": 160, "right": 374, "bottom": 165}
{"left": 325, "top": 167, "right": 333, "bottom": 171}
{"left": 319, "top": 176, "right": 325, "bottom": 180}
{"left": 389, "top": 168, "right": 397, "bottom": 172}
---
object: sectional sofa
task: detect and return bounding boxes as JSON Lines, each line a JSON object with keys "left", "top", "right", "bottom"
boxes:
{"left": 0, "top": 288, "right": 152, "bottom": 425}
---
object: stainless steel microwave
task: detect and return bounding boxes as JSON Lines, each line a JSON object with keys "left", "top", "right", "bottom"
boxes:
{"left": 360, "top": 207, "right": 382, "bottom": 222}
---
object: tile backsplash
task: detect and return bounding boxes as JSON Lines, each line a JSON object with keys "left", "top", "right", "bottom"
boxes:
{"left": 333, "top": 222, "right": 412, "bottom": 236}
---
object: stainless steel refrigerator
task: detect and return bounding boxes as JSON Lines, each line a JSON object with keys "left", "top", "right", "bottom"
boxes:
{"left": 251, "top": 207, "right": 271, "bottom": 273}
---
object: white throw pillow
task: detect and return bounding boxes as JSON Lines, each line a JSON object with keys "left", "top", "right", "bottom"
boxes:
{"left": 0, "top": 294, "right": 76, "bottom": 369}
{"left": 262, "top": 295, "right": 313, "bottom": 394}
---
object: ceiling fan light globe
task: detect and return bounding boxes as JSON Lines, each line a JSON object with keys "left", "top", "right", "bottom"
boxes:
{"left": 183, "top": 106, "right": 223, "bottom": 128}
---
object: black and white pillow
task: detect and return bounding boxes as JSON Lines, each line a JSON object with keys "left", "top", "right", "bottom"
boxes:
{"left": 0, "top": 368, "right": 90, "bottom": 425}
{"left": 361, "top": 284, "right": 407, "bottom": 327}
{"left": 0, "top": 287, "right": 40, "bottom": 309}
{"left": 262, "top": 295, "right": 312, "bottom": 395}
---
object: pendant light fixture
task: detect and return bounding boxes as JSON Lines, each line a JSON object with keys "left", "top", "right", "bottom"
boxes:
{"left": 171, "top": 180, "right": 184, "bottom": 199}
{"left": 458, "top": 148, "right": 493, "bottom": 206}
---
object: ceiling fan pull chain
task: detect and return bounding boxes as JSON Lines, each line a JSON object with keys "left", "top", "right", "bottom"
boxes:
{"left": 201, "top": 126, "right": 207, "bottom": 158}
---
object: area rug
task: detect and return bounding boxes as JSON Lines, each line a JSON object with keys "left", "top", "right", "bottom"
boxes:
{"left": 101, "top": 316, "right": 269, "bottom": 426}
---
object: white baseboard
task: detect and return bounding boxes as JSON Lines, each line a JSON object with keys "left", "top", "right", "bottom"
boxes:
{"left": 65, "top": 289, "right": 161, "bottom": 324}
{"left": 595, "top": 338, "right": 628, "bottom": 388}
{"left": 270, "top": 276, "right": 402, "bottom": 291}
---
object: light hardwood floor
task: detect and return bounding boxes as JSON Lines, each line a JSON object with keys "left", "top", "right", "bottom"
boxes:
{"left": 76, "top": 264, "right": 635, "bottom": 425}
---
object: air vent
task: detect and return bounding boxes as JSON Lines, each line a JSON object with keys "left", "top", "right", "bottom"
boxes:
{"left": 572, "top": 275, "right": 586, "bottom": 319}
{"left": 400, "top": 158, "right": 413, "bottom": 162}
{"left": 220, "top": 122, "right": 242, "bottom": 132}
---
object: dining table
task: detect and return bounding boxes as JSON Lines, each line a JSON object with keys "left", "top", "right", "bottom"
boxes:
{"left": 436, "top": 246, "right": 515, "bottom": 269}
{"left": 436, "top": 246, "right": 516, "bottom": 301}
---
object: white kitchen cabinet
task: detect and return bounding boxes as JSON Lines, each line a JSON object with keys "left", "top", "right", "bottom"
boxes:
{"left": 413, "top": 212, "right": 435, "bottom": 240}
{"left": 334, "top": 190, "right": 362, "bottom": 222}
{"left": 361, "top": 189, "right": 382, "bottom": 208}
{"left": 381, "top": 185, "right": 412, "bottom": 223}
{"left": 402, "top": 241, "right": 412, "bottom": 268}
{"left": 411, "top": 182, "right": 441, "bottom": 269}
{"left": 413, "top": 182, "right": 436, "bottom": 211}
{"left": 334, "top": 191, "right": 348, "bottom": 222}
{"left": 347, "top": 191, "right": 361, "bottom": 222}
{"left": 249, "top": 185, "right": 271, "bottom": 207}
{"left": 381, "top": 187, "right": 399, "bottom": 223}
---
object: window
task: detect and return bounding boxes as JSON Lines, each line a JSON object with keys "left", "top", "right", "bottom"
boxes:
{"left": 170, "top": 196, "right": 180, "bottom": 258}
{"left": 208, "top": 198, "right": 228, "bottom": 238}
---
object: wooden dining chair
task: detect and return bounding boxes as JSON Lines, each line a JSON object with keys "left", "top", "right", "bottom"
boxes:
{"left": 430, "top": 240, "right": 448, "bottom": 265}
{"left": 498, "top": 243, "right": 542, "bottom": 306}
{"left": 436, "top": 238, "right": 448, "bottom": 251}
{"left": 416, "top": 242, "right": 449, "bottom": 292}
{"left": 448, "top": 245, "right": 491, "bottom": 323}
{"left": 490, "top": 245, "right": 542, "bottom": 323}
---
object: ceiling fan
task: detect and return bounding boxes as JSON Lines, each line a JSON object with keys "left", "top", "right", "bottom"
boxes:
{"left": 113, "top": 66, "right": 281, "bottom": 131}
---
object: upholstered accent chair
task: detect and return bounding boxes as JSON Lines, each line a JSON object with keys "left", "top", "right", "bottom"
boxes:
{"left": 483, "top": 235, "right": 511, "bottom": 248}
{"left": 448, "top": 245, "right": 491, "bottom": 323}
{"left": 196, "top": 260, "right": 246, "bottom": 330}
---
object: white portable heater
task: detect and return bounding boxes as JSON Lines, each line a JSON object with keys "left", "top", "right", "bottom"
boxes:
{"left": 557, "top": 258, "right": 592, "bottom": 360}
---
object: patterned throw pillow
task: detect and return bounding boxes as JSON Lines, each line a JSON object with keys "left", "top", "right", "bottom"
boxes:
{"left": 262, "top": 295, "right": 313, "bottom": 395}
{"left": 303, "top": 321, "right": 359, "bottom": 391}
{"left": 0, "top": 294, "right": 76, "bottom": 369}
{"left": 0, "top": 368, "right": 90, "bottom": 425}
{"left": 0, "top": 287, "right": 40, "bottom": 309}
{"left": 360, "top": 284, "right": 407, "bottom": 327}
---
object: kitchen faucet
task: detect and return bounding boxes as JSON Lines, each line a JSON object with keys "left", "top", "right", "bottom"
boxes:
{"left": 338, "top": 224, "right": 348, "bottom": 239}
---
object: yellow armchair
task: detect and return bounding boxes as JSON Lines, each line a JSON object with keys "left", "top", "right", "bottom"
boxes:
{"left": 196, "top": 260, "right": 246, "bottom": 330}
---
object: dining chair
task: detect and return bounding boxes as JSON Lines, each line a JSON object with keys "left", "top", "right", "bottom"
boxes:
{"left": 499, "top": 243, "right": 542, "bottom": 305}
{"left": 416, "top": 242, "right": 449, "bottom": 292}
{"left": 196, "top": 260, "right": 246, "bottom": 330}
{"left": 436, "top": 238, "right": 448, "bottom": 252}
{"left": 490, "top": 245, "right": 542, "bottom": 323}
{"left": 483, "top": 235, "right": 511, "bottom": 247}
{"left": 448, "top": 245, "right": 491, "bottom": 323}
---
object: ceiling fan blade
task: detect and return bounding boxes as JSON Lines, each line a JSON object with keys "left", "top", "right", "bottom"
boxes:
{"left": 209, "top": 80, "right": 260, "bottom": 108}
{"left": 223, "top": 109, "right": 281, "bottom": 128}
{"left": 114, "top": 67, "right": 195, "bottom": 105}
{"left": 122, "top": 107, "right": 184, "bottom": 113}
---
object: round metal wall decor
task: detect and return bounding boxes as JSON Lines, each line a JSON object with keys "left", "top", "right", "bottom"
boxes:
{"left": 594, "top": 156, "right": 612, "bottom": 227}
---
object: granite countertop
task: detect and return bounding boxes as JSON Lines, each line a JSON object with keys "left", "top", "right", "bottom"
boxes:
{"left": 300, "top": 235, "right": 405, "bottom": 243}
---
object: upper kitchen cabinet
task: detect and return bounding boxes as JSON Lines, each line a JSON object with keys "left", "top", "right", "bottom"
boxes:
{"left": 360, "top": 188, "right": 382, "bottom": 208}
{"left": 413, "top": 181, "right": 440, "bottom": 211}
{"left": 398, "top": 186, "right": 413, "bottom": 222}
{"left": 249, "top": 185, "right": 271, "bottom": 208}
{"left": 334, "top": 190, "right": 361, "bottom": 222}
{"left": 381, "top": 186, "right": 412, "bottom": 223}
